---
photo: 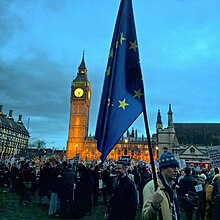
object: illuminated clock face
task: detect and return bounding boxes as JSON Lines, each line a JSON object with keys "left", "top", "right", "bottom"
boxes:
{"left": 74, "top": 88, "right": 84, "bottom": 97}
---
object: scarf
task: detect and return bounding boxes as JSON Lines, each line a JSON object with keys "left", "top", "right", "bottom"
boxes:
{"left": 158, "top": 173, "right": 180, "bottom": 220}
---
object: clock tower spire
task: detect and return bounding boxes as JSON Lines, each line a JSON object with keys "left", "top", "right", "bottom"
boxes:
{"left": 66, "top": 52, "right": 91, "bottom": 159}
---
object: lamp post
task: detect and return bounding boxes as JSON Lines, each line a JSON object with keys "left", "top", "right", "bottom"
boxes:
{"left": 86, "top": 149, "right": 88, "bottom": 160}
{"left": 124, "top": 139, "right": 128, "bottom": 156}
{"left": 75, "top": 144, "right": 78, "bottom": 156}
{"left": 155, "top": 146, "right": 159, "bottom": 160}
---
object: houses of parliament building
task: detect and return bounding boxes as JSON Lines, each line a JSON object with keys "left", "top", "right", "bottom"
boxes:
{"left": 1, "top": 53, "right": 219, "bottom": 162}
{"left": 66, "top": 53, "right": 220, "bottom": 162}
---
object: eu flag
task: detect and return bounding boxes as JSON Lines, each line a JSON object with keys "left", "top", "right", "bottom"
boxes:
{"left": 95, "top": 0, "right": 146, "bottom": 161}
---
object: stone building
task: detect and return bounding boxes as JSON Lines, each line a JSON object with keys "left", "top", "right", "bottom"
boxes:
{"left": 0, "top": 105, "right": 29, "bottom": 159}
{"left": 156, "top": 105, "right": 220, "bottom": 162}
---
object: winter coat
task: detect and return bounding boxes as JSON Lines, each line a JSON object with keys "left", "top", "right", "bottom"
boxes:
{"left": 204, "top": 183, "right": 213, "bottom": 220}
{"left": 179, "top": 175, "right": 197, "bottom": 199}
{"left": 211, "top": 175, "right": 220, "bottom": 220}
{"left": 108, "top": 175, "right": 138, "bottom": 220}
{"left": 39, "top": 165, "right": 51, "bottom": 196}
{"left": 142, "top": 175, "right": 179, "bottom": 220}
{"left": 58, "top": 168, "right": 77, "bottom": 200}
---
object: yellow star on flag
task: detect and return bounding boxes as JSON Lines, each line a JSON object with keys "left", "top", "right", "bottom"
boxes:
{"left": 106, "top": 66, "right": 111, "bottom": 76}
{"left": 120, "top": 33, "right": 126, "bottom": 45}
{"left": 118, "top": 98, "right": 129, "bottom": 110}
{"left": 109, "top": 48, "right": 113, "bottom": 58}
{"left": 129, "top": 40, "right": 138, "bottom": 51}
{"left": 116, "top": 41, "right": 118, "bottom": 49}
{"left": 133, "top": 89, "right": 144, "bottom": 100}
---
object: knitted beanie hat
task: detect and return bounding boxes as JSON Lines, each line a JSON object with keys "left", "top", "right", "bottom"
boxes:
{"left": 159, "top": 152, "right": 179, "bottom": 169}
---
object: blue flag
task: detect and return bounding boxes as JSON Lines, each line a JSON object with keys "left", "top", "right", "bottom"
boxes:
{"left": 95, "top": 0, "right": 146, "bottom": 161}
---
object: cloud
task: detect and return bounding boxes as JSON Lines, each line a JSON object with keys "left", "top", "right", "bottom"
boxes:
{"left": 0, "top": 1, "right": 25, "bottom": 46}
{"left": 0, "top": 46, "right": 71, "bottom": 148}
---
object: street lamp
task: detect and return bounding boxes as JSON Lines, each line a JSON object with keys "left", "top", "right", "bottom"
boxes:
{"left": 124, "top": 139, "right": 128, "bottom": 156}
{"left": 75, "top": 144, "right": 78, "bottom": 156}
{"left": 155, "top": 146, "right": 159, "bottom": 160}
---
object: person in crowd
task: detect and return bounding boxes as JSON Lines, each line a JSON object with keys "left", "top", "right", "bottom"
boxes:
{"left": 101, "top": 165, "right": 111, "bottom": 205}
{"left": 39, "top": 161, "right": 51, "bottom": 207}
{"left": 132, "top": 165, "right": 142, "bottom": 207}
{"left": 106, "top": 166, "right": 117, "bottom": 197}
{"left": 29, "top": 161, "right": 37, "bottom": 197}
{"left": 58, "top": 161, "right": 78, "bottom": 219}
{"left": 179, "top": 166, "right": 198, "bottom": 220}
{"left": 201, "top": 168, "right": 209, "bottom": 180}
{"left": 127, "top": 166, "right": 140, "bottom": 206}
{"left": 127, "top": 166, "right": 135, "bottom": 182}
{"left": 48, "top": 161, "right": 61, "bottom": 217}
{"left": 10, "top": 162, "right": 20, "bottom": 193}
{"left": 142, "top": 152, "right": 180, "bottom": 220}
{"left": 92, "top": 164, "right": 101, "bottom": 206}
{"left": 177, "top": 170, "right": 185, "bottom": 184}
{"left": 75, "top": 163, "right": 94, "bottom": 218}
{"left": 139, "top": 166, "right": 152, "bottom": 207}
{"left": 196, "top": 173, "right": 207, "bottom": 220}
{"left": 191, "top": 168, "right": 199, "bottom": 180}
{"left": 132, "top": 165, "right": 141, "bottom": 190}
{"left": 211, "top": 173, "right": 220, "bottom": 220}
{"left": 204, "top": 176, "right": 214, "bottom": 220}
{"left": 19, "top": 162, "right": 32, "bottom": 205}
{"left": 105, "top": 161, "right": 138, "bottom": 220}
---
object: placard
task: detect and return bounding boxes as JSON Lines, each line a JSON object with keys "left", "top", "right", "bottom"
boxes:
{"left": 208, "top": 145, "right": 220, "bottom": 168}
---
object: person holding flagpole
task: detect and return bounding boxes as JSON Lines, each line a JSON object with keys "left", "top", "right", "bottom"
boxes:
{"left": 142, "top": 152, "right": 180, "bottom": 220}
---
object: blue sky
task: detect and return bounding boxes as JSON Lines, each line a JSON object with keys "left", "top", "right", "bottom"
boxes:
{"left": 1, "top": 0, "right": 220, "bottom": 150}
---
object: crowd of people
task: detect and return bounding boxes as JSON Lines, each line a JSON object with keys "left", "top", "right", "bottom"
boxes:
{"left": 142, "top": 152, "right": 220, "bottom": 220}
{"left": 0, "top": 152, "right": 220, "bottom": 220}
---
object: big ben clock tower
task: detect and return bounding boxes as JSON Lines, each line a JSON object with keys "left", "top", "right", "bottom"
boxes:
{"left": 66, "top": 52, "right": 91, "bottom": 158}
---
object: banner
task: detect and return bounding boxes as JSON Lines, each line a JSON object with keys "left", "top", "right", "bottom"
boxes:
{"left": 208, "top": 145, "right": 220, "bottom": 168}
{"left": 179, "top": 159, "right": 186, "bottom": 169}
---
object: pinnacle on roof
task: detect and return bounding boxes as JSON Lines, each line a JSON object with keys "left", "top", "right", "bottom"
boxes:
{"left": 168, "top": 103, "right": 173, "bottom": 114}
{"left": 78, "top": 50, "right": 86, "bottom": 70}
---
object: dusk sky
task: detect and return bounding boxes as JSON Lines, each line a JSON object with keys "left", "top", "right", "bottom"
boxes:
{"left": 1, "top": 0, "right": 220, "bottom": 150}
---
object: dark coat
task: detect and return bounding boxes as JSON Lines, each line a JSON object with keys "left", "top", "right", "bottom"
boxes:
{"left": 108, "top": 175, "right": 138, "bottom": 220}
{"left": 211, "top": 178, "right": 220, "bottom": 220}
{"left": 75, "top": 164, "right": 94, "bottom": 216}
{"left": 58, "top": 167, "right": 77, "bottom": 200}
{"left": 39, "top": 164, "right": 51, "bottom": 196}
{"left": 179, "top": 175, "right": 197, "bottom": 198}
{"left": 49, "top": 166, "right": 61, "bottom": 193}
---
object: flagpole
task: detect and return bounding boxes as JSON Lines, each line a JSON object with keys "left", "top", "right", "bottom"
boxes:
{"left": 143, "top": 108, "right": 158, "bottom": 190}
